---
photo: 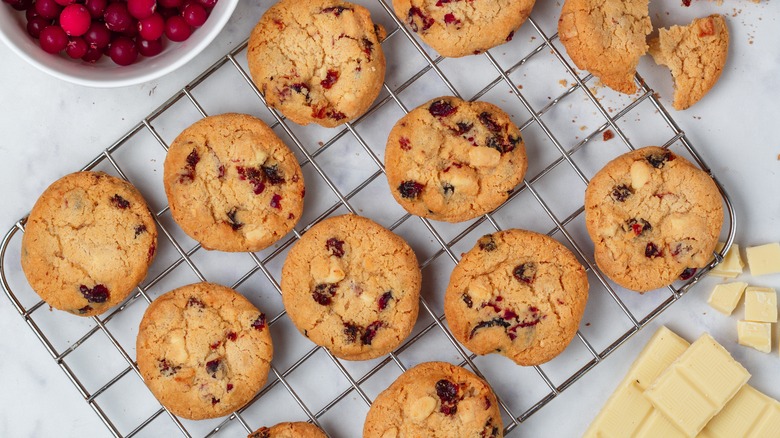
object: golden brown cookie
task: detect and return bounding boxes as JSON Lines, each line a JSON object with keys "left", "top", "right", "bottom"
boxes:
{"left": 363, "top": 361, "right": 503, "bottom": 438}
{"left": 247, "top": 0, "right": 387, "bottom": 127}
{"left": 444, "top": 230, "right": 589, "bottom": 366}
{"left": 584, "top": 147, "right": 724, "bottom": 292}
{"left": 20, "top": 171, "right": 157, "bottom": 317}
{"left": 649, "top": 14, "right": 729, "bottom": 110}
{"left": 558, "top": 0, "right": 652, "bottom": 94}
{"left": 136, "top": 282, "right": 273, "bottom": 420}
{"left": 280, "top": 214, "right": 421, "bottom": 361}
{"left": 163, "top": 113, "right": 304, "bottom": 252}
{"left": 392, "top": 0, "right": 536, "bottom": 57}
{"left": 247, "top": 422, "right": 327, "bottom": 438}
{"left": 385, "top": 97, "right": 527, "bottom": 223}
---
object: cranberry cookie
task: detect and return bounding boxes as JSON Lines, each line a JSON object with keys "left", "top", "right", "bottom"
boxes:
{"left": 558, "top": 0, "right": 652, "bottom": 94}
{"left": 136, "top": 282, "right": 273, "bottom": 420}
{"left": 21, "top": 171, "right": 157, "bottom": 317}
{"left": 649, "top": 15, "right": 729, "bottom": 110}
{"left": 385, "top": 97, "right": 527, "bottom": 223}
{"left": 247, "top": 0, "right": 386, "bottom": 128}
{"left": 247, "top": 422, "right": 327, "bottom": 438}
{"left": 584, "top": 147, "right": 723, "bottom": 292}
{"left": 444, "top": 230, "right": 589, "bottom": 366}
{"left": 363, "top": 361, "right": 503, "bottom": 438}
{"left": 163, "top": 113, "right": 304, "bottom": 252}
{"left": 280, "top": 214, "right": 421, "bottom": 361}
{"left": 392, "top": 0, "right": 536, "bottom": 58}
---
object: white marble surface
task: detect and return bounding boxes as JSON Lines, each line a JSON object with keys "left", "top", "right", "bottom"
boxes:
{"left": 0, "top": 1, "right": 778, "bottom": 437}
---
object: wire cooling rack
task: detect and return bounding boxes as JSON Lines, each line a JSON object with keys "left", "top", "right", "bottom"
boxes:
{"left": 0, "top": 1, "right": 737, "bottom": 437}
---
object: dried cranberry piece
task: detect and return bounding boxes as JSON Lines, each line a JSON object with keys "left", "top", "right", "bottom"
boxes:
{"left": 513, "top": 263, "right": 537, "bottom": 284}
{"left": 360, "top": 321, "right": 383, "bottom": 345}
{"left": 398, "top": 181, "right": 425, "bottom": 199}
{"left": 321, "top": 69, "right": 340, "bottom": 89}
{"left": 236, "top": 166, "right": 266, "bottom": 195}
{"left": 77, "top": 305, "right": 93, "bottom": 314}
{"left": 603, "top": 129, "right": 615, "bottom": 141}
{"left": 478, "top": 112, "right": 502, "bottom": 132}
{"left": 362, "top": 37, "right": 374, "bottom": 60}
{"left": 436, "top": 379, "right": 460, "bottom": 415}
{"left": 627, "top": 218, "right": 651, "bottom": 236}
{"left": 679, "top": 267, "right": 697, "bottom": 280}
{"left": 226, "top": 208, "right": 243, "bottom": 231}
{"left": 452, "top": 122, "right": 473, "bottom": 135}
{"left": 270, "top": 194, "right": 283, "bottom": 209}
{"left": 671, "top": 242, "right": 693, "bottom": 258}
{"left": 343, "top": 322, "right": 360, "bottom": 343}
{"left": 186, "top": 149, "right": 200, "bottom": 168}
{"left": 470, "top": 318, "right": 511, "bottom": 338}
{"left": 429, "top": 100, "right": 457, "bottom": 118}
{"left": 478, "top": 235, "right": 497, "bottom": 252}
{"left": 218, "top": 165, "right": 226, "bottom": 179}
{"left": 262, "top": 165, "right": 285, "bottom": 185}
{"left": 326, "top": 238, "right": 345, "bottom": 258}
{"left": 320, "top": 6, "right": 351, "bottom": 15}
{"left": 610, "top": 184, "right": 633, "bottom": 202}
{"left": 682, "top": 0, "right": 691, "bottom": 6}
{"left": 159, "top": 359, "right": 180, "bottom": 377}
{"left": 506, "top": 30, "right": 515, "bottom": 42}
{"left": 79, "top": 284, "right": 110, "bottom": 303}
{"left": 187, "top": 297, "right": 205, "bottom": 308}
{"left": 147, "top": 242, "right": 156, "bottom": 262}
{"left": 462, "top": 293, "right": 473, "bottom": 308}
{"left": 645, "top": 242, "right": 662, "bottom": 258}
{"left": 110, "top": 194, "right": 130, "bottom": 209}
{"left": 646, "top": 150, "right": 674, "bottom": 168}
{"left": 211, "top": 397, "right": 220, "bottom": 405}
{"left": 206, "top": 359, "right": 221, "bottom": 375}
{"left": 251, "top": 313, "right": 267, "bottom": 331}
{"left": 179, "top": 148, "right": 200, "bottom": 183}
{"left": 134, "top": 224, "right": 147, "bottom": 237}
{"left": 443, "top": 13, "right": 460, "bottom": 25}
{"left": 407, "top": 6, "right": 434, "bottom": 32}
{"left": 442, "top": 183, "right": 455, "bottom": 196}
{"left": 399, "top": 137, "right": 412, "bottom": 151}
{"left": 503, "top": 309, "right": 518, "bottom": 320}
{"left": 378, "top": 291, "right": 393, "bottom": 311}
{"left": 226, "top": 331, "right": 237, "bottom": 342}
{"left": 226, "top": 383, "right": 234, "bottom": 392}
{"left": 312, "top": 283, "right": 338, "bottom": 305}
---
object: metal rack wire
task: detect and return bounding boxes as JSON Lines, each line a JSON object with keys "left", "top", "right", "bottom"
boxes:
{"left": 0, "top": 1, "right": 736, "bottom": 437}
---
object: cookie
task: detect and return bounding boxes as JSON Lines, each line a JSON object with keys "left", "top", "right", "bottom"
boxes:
{"left": 444, "top": 229, "right": 589, "bottom": 366}
{"left": 584, "top": 147, "right": 723, "bottom": 292}
{"left": 558, "top": 0, "right": 652, "bottom": 94}
{"left": 136, "top": 282, "right": 273, "bottom": 420}
{"left": 247, "top": 0, "right": 387, "bottom": 128}
{"left": 163, "top": 113, "right": 304, "bottom": 253}
{"left": 280, "top": 214, "right": 421, "bottom": 361}
{"left": 20, "top": 171, "right": 157, "bottom": 317}
{"left": 247, "top": 422, "right": 327, "bottom": 438}
{"left": 649, "top": 14, "right": 729, "bottom": 111}
{"left": 363, "top": 361, "right": 503, "bottom": 438}
{"left": 392, "top": 0, "right": 536, "bottom": 58}
{"left": 385, "top": 97, "right": 527, "bottom": 223}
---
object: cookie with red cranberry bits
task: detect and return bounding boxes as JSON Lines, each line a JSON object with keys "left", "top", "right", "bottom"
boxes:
{"left": 584, "top": 147, "right": 723, "bottom": 292}
{"left": 392, "top": 0, "right": 536, "bottom": 57}
{"left": 163, "top": 113, "right": 304, "bottom": 252}
{"left": 20, "top": 171, "right": 157, "bottom": 317}
{"left": 444, "top": 230, "right": 589, "bottom": 366}
{"left": 247, "top": 422, "right": 327, "bottom": 438}
{"left": 281, "top": 214, "right": 421, "bottom": 361}
{"left": 385, "top": 97, "right": 527, "bottom": 223}
{"left": 247, "top": 0, "right": 386, "bottom": 128}
{"left": 558, "top": 0, "right": 652, "bottom": 94}
{"left": 363, "top": 362, "right": 503, "bottom": 438}
{"left": 136, "top": 282, "right": 273, "bottom": 420}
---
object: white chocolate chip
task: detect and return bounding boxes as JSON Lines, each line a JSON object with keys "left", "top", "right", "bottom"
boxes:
{"left": 243, "top": 225, "right": 267, "bottom": 243}
{"left": 467, "top": 278, "right": 492, "bottom": 302}
{"left": 408, "top": 396, "right": 437, "bottom": 422}
{"left": 380, "top": 428, "right": 398, "bottom": 438}
{"left": 469, "top": 147, "right": 501, "bottom": 168}
{"left": 310, "top": 256, "right": 346, "bottom": 283}
{"left": 447, "top": 167, "right": 479, "bottom": 196}
{"left": 630, "top": 160, "right": 652, "bottom": 189}
{"left": 167, "top": 330, "right": 188, "bottom": 363}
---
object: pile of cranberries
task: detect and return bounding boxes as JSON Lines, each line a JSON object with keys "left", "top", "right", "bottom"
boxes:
{"left": 2, "top": 0, "right": 218, "bottom": 66}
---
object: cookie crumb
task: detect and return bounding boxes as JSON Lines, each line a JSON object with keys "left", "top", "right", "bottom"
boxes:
{"left": 603, "top": 130, "right": 615, "bottom": 141}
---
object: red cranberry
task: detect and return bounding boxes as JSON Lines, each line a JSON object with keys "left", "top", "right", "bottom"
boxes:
{"left": 320, "top": 6, "right": 351, "bottom": 16}
{"left": 84, "top": 22, "right": 111, "bottom": 49}
{"left": 4, "top": 0, "right": 33, "bottom": 11}
{"left": 158, "top": 359, "right": 180, "bottom": 377}
{"left": 138, "top": 13, "right": 165, "bottom": 40}
{"left": 627, "top": 218, "right": 652, "bottom": 236}
{"left": 679, "top": 268, "right": 697, "bottom": 280}
{"left": 35, "top": 0, "right": 62, "bottom": 20}
{"left": 478, "top": 235, "right": 497, "bottom": 252}
{"left": 251, "top": 313, "right": 267, "bottom": 331}
{"left": 211, "top": 397, "right": 220, "bottom": 405}
{"left": 443, "top": 13, "right": 459, "bottom": 25}
{"left": 39, "top": 25, "right": 69, "bottom": 53}
{"left": 26, "top": 17, "right": 50, "bottom": 39}
{"left": 610, "top": 184, "right": 633, "bottom": 202}
{"left": 79, "top": 284, "right": 110, "bottom": 303}
{"left": 645, "top": 242, "right": 662, "bottom": 258}
{"left": 226, "top": 383, "right": 234, "bottom": 392}
{"left": 236, "top": 166, "right": 266, "bottom": 194}
{"left": 320, "top": 69, "right": 340, "bottom": 89}
{"left": 399, "top": 137, "right": 411, "bottom": 151}
{"left": 226, "top": 331, "right": 237, "bottom": 341}
{"left": 225, "top": 208, "right": 243, "bottom": 231}
{"left": 312, "top": 283, "right": 338, "bottom": 305}
{"left": 205, "top": 358, "right": 221, "bottom": 374}
{"left": 104, "top": 2, "right": 134, "bottom": 32}
{"left": 59, "top": 4, "right": 91, "bottom": 36}
{"left": 81, "top": 46, "right": 103, "bottom": 62}
{"left": 506, "top": 30, "right": 515, "bottom": 42}
{"left": 398, "top": 181, "right": 425, "bottom": 199}
{"left": 198, "top": 0, "right": 217, "bottom": 8}
{"left": 65, "top": 37, "right": 88, "bottom": 58}
{"left": 137, "top": 37, "right": 163, "bottom": 56}
{"left": 478, "top": 112, "right": 502, "bottom": 132}
{"left": 84, "top": 0, "right": 107, "bottom": 18}
{"left": 53, "top": 0, "right": 75, "bottom": 5}
{"left": 326, "top": 238, "right": 345, "bottom": 258}
{"left": 262, "top": 165, "right": 285, "bottom": 185}
{"left": 470, "top": 318, "right": 511, "bottom": 339}
{"left": 127, "top": 0, "right": 156, "bottom": 20}
{"left": 134, "top": 224, "right": 147, "bottom": 237}
{"left": 165, "top": 15, "right": 191, "bottom": 42}
{"left": 646, "top": 150, "right": 674, "bottom": 168}
{"left": 182, "top": 2, "right": 207, "bottom": 27}
{"left": 343, "top": 323, "right": 359, "bottom": 343}
{"left": 513, "top": 263, "right": 536, "bottom": 283}
{"left": 108, "top": 36, "right": 138, "bottom": 65}
{"left": 158, "top": 0, "right": 181, "bottom": 7}
{"left": 435, "top": 379, "right": 460, "bottom": 415}
{"left": 378, "top": 291, "right": 393, "bottom": 311}
{"left": 429, "top": 100, "right": 457, "bottom": 117}
{"left": 407, "top": 6, "right": 434, "bottom": 32}
{"left": 270, "top": 194, "right": 282, "bottom": 209}
{"left": 452, "top": 122, "right": 473, "bottom": 135}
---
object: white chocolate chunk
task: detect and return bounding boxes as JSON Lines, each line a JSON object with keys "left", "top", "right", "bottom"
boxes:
{"left": 468, "top": 147, "right": 501, "bottom": 168}
{"left": 707, "top": 282, "right": 748, "bottom": 315}
{"left": 407, "top": 396, "right": 437, "bottom": 422}
{"left": 737, "top": 321, "right": 772, "bottom": 353}
{"left": 631, "top": 160, "right": 652, "bottom": 189}
{"left": 744, "top": 287, "right": 778, "bottom": 323}
{"left": 746, "top": 243, "right": 780, "bottom": 276}
{"left": 708, "top": 242, "right": 744, "bottom": 278}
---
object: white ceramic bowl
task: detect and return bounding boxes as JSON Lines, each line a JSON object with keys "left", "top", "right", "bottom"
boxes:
{"left": 0, "top": 0, "right": 238, "bottom": 88}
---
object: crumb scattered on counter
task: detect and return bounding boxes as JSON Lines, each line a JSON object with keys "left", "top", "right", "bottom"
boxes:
{"left": 603, "top": 129, "right": 615, "bottom": 141}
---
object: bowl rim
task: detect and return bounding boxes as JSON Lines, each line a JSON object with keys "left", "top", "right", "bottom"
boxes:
{"left": 0, "top": 0, "right": 239, "bottom": 88}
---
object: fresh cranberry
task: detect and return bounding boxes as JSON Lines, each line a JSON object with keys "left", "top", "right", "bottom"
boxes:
{"left": 65, "top": 37, "right": 88, "bottom": 58}
{"left": 59, "top": 4, "right": 91, "bottom": 36}
{"left": 158, "top": 0, "right": 181, "bottom": 7}
{"left": 84, "top": 22, "right": 111, "bottom": 49}
{"left": 429, "top": 100, "right": 457, "bottom": 117}
{"left": 198, "top": 0, "right": 217, "bottom": 8}
{"left": 326, "top": 238, "right": 345, "bottom": 258}
{"left": 321, "top": 69, "right": 340, "bottom": 89}
{"left": 108, "top": 36, "right": 137, "bottom": 65}
{"left": 610, "top": 184, "right": 633, "bottom": 202}
{"left": 39, "top": 25, "right": 69, "bottom": 53}
{"left": 182, "top": 2, "right": 207, "bottom": 27}
{"left": 138, "top": 13, "right": 165, "bottom": 40}
{"left": 127, "top": 0, "right": 156, "bottom": 20}
{"left": 104, "top": 2, "right": 134, "bottom": 32}
{"left": 53, "top": 0, "right": 75, "bottom": 5}
{"left": 79, "top": 284, "right": 110, "bottom": 303}
{"left": 398, "top": 181, "right": 424, "bottom": 199}
{"left": 26, "top": 17, "right": 50, "bottom": 39}
{"left": 84, "top": 0, "right": 107, "bottom": 18}
{"left": 35, "top": 0, "right": 62, "bottom": 20}
{"left": 378, "top": 291, "right": 393, "bottom": 311}
{"left": 165, "top": 15, "right": 191, "bottom": 41}
{"left": 137, "top": 37, "right": 163, "bottom": 56}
